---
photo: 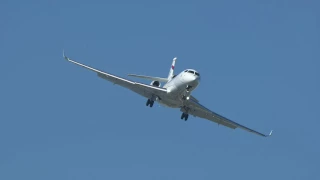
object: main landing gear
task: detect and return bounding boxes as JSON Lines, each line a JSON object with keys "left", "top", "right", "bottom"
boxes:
{"left": 181, "top": 112, "right": 189, "bottom": 121}
{"left": 180, "top": 106, "right": 190, "bottom": 121}
{"left": 146, "top": 99, "right": 154, "bottom": 107}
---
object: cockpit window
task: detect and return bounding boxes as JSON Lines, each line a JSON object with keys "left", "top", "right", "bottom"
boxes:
{"left": 187, "top": 70, "right": 194, "bottom": 74}
{"left": 185, "top": 70, "right": 200, "bottom": 76}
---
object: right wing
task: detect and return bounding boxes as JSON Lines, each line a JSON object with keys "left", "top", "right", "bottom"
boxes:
{"left": 63, "top": 52, "right": 168, "bottom": 100}
{"left": 184, "top": 98, "right": 272, "bottom": 137}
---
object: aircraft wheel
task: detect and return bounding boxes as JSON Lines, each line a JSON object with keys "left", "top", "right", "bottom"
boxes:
{"left": 150, "top": 100, "right": 154, "bottom": 107}
{"left": 181, "top": 113, "right": 188, "bottom": 120}
{"left": 181, "top": 113, "right": 185, "bottom": 119}
{"left": 184, "top": 114, "right": 189, "bottom": 121}
{"left": 146, "top": 99, "right": 154, "bottom": 107}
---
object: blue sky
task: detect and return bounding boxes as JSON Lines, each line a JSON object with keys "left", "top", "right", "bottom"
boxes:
{"left": 0, "top": 0, "right": 319, "bottom": 179}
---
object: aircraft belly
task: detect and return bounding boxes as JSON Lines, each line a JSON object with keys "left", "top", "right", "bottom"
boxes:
{"left": 158, "top": 82, "right": 187, "bottom": 108}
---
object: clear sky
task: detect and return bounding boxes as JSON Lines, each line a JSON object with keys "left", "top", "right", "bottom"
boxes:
{"left": 1, "top": 0, "right": 319, "bottom": 179}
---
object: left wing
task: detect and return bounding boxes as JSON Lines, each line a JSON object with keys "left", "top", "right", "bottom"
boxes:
{"left": 184, "top": 98, "right": 273, "bottom": 137}
{"left": 63, "top": 51, "right": 168, "bottom": 100}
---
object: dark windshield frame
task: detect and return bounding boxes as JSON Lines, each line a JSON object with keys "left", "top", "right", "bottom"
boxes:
{"left": 187, "top": 70, "right": 195, "bottom": 74}
{"left": 185, "top": 70, "right": 200, "bottom": 76}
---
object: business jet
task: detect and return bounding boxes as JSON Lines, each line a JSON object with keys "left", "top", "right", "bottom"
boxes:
{"left": 63, "top": 52, "right": 272, "bottom": 137}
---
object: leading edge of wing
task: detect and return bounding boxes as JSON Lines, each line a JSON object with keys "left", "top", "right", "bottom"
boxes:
{"left": 190, "top": 99, "right": 273, "bottom": 137}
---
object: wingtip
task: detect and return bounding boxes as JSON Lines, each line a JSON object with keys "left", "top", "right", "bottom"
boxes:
{"left": 269, "top": 130, "right": 273, "bottom": 136}
{"left": 63, "top": 50, "right": 70, "bottom": 61}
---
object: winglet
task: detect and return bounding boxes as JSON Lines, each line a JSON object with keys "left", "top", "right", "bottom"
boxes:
{"left": 264, "top": 130, "right": 273, "bottom": 137}
{"left": 63, "top": 50, "right": 70, "bottom": 61}
{"left": 268, "top": 130, "right": 273, "bottom": 136}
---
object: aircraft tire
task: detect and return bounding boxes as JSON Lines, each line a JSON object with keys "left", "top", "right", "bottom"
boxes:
{"left": 184, "top": 114, "right": 189, "bottom": 121}
{"left": 181, "top": 113, "right": 185, "bottom": 119}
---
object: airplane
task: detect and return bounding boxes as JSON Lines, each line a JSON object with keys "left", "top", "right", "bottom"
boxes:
{"left": 63, "top": 51, "right": 272, "bottom": 137}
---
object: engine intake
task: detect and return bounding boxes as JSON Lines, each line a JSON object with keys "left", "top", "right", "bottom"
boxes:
{"left": 150, "top": 80, "right": 161, "bottom": 87}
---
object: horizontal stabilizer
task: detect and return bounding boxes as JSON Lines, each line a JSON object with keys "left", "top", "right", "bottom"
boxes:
{"left": 128, "top": 74, "right": 168, "bottom": 82}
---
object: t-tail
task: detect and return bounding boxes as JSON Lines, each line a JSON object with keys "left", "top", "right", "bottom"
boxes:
{"left": 128, "top": 57, "right": 177, "bottom": 83}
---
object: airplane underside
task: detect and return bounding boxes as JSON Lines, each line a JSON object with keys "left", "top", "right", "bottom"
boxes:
{"left": 145, "top": 81, "right": 198, "bottom": 121}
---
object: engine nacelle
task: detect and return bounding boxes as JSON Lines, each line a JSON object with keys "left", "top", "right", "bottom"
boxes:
{"left": 150, "top": 80, "right": 161, "bottom": 87}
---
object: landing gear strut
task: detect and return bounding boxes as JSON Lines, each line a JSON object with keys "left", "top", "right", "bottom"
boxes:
{"left": 180, "top": 112, "right": 189, "bottom": 121}
{"left": 146, "top": 99, "right": 154, "bottom": 107}
{"left": 182, "top": 85, "right": 192, "bottom": 100}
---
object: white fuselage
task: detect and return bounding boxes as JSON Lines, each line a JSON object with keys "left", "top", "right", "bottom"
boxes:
{"left": 158, "top": 69, "right": 201, "bottom": 108}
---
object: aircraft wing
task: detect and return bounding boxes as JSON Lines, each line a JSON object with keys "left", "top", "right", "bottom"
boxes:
{"left": 184, "top": 98, "right": 272, "bottom": 137}
{"left": 63, "top": 52, "right": 168, "bottom": 100}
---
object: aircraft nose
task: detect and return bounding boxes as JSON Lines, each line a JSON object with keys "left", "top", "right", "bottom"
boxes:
{"left": 190, "top": 75, "right": 196, "bottom": 81}
{"left": 196, "top": 76, "right": 200, "bottom": 83}
{"left": 185, "top": 74, "right": 200, "bottom": 85}
{"left": 185, "top": 74, "right": 197, "bottom": 81}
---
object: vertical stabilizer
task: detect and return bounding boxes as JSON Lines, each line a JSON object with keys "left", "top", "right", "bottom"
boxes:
{"left": 168, "top": 57, "right": 177, "bottom": 80}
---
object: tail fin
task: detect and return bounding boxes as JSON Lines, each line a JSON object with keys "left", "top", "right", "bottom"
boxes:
{"left": 168, "top": 57, "right": 177, "bottom": 80}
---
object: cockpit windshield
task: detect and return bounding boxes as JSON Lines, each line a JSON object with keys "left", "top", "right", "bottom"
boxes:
{"left": 187, "top": 70, "right": 194, "bottom": 74}
{"left": 185, "top": 70, "right": 200, "bottom": 76}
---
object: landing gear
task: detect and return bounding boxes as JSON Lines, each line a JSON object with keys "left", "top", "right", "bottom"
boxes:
{"left": 146, "top": 99, "right": 154, "bottom": 107}
{"left": 182, "top": 85, "right": 192, "bottom": 100}
{"left": 186, "top": 85, "right": 192, "bottom": 91}
{"left": 180, "top": 112, "right": 189, "bottom": 121}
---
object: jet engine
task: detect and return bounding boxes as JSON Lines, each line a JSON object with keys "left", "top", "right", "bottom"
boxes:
{"left": 150, "top": 80, "right": 161, "bottom": 87}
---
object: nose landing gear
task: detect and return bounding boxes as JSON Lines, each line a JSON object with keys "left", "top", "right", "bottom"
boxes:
{"left": 186, "top": 85, "right": 192, "bottom": 91}
{"left": 182, "top": 85, "right": 192, "bottom": 100}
